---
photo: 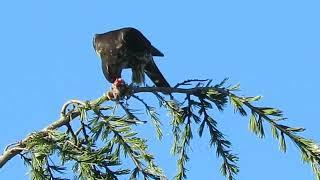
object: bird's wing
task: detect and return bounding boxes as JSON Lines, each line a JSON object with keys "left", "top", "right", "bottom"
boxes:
{"left": 144, "top": 60, "right": 170, "bottom": 87}
{"left": 122, "top": 28, "right": 164, "bottom": 57}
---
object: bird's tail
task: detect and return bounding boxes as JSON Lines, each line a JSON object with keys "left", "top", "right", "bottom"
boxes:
{"left": 151, "top": 45, "right": 164, "bottom": 57}
{"left": 145, "top": 60, "right": 170, "bottom": 87}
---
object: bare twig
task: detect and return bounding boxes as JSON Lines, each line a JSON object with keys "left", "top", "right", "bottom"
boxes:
{"left": 131, "top": 86, "right": 227, "bottom": 96}
{"left": 174, "top": 79, "right": 209, "bottom": 88}
{"left": 4, "top": 142, "right": 20, "bottom": 152}
{"left": 60, "top": 100, "right": 86, "bottom": 117}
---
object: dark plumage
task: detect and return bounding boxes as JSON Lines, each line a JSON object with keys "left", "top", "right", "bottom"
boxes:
{"left": 93, "top": 27, "right": 170, "bottom": 87}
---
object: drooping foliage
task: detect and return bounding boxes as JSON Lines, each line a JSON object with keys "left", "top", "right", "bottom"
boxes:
{"left": 2, "top": 79, "right": 319, "bottom": 180}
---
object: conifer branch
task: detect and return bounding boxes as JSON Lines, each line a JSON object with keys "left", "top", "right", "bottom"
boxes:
{"left": 0, "top": 79, "right": 319, "bottom": 180}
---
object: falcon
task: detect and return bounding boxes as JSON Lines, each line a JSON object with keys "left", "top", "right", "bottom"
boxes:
{"left": 93, "top": 27, "right": 170, "bottom": 87}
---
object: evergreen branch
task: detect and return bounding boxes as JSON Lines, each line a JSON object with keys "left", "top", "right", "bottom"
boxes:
{"left": 241, "top": 100, "right": 320, "bottom": 179}
{"left": 132, "top": 94, "right": 163, "bottom": 139}
{"left": 65, "top": 122, "right": 78, "bottom": 145}
{"left": 99, "top": 114, "right": 164, "bottom": 179}
{"left": 174, "top": 125, "right": 191, "bottom": 180}
{"left": 199, "top": 97, "right": 239, "bottom": 180}
{"left": 227, "top": 90, "right": 320, "bottom": 179}
{"left": 173, "top": 96, "right": 193, "bottom": 180}
{"left": 0, "top": 91, "right": 111, "bottom": 168}
{"left": 1, "top": 79, "right": 319, "bottom": 180}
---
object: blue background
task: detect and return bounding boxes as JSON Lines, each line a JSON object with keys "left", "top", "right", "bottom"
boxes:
{"left": 0, "top": 1, "right": 319, "bottom": 179}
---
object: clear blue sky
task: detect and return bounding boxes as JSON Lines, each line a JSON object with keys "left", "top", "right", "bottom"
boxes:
{"left": 0, "top": 1, "right": 319, "bottom": 179}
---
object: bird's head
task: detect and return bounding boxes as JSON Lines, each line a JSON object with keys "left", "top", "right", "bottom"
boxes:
{"left": 93, "top": 34, "right": 102, "bottom": 56}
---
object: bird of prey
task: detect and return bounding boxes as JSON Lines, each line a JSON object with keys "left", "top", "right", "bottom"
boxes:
{"left": 93, "top": 27, "right": 170, "bottom": 87}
